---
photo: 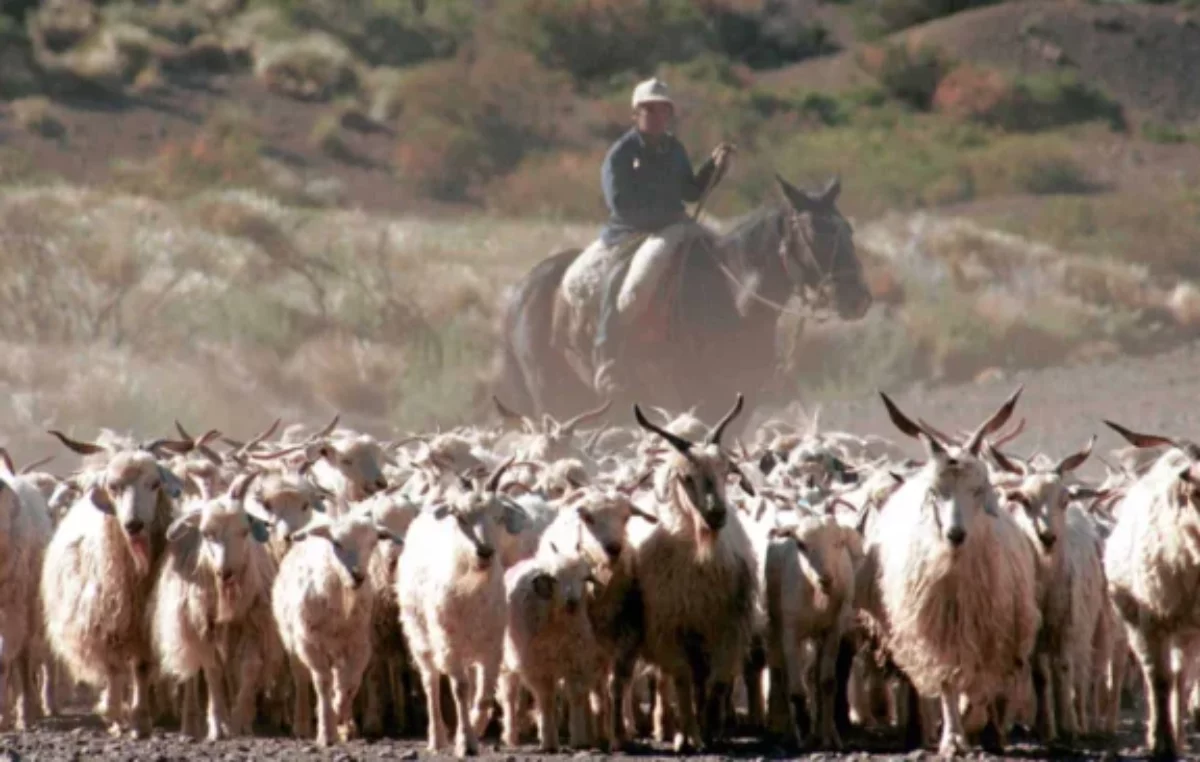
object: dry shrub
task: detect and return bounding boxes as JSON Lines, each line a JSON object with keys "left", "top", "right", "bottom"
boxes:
{"left": 10, "top": 96, "right": 66, "bottom": 139}
{"left": 935, "top": 66, "right": 1124, "bottom": 132}
{"left": 932, "top": 64, "right": 1014, "bottom": 122}
{"left": 29, "top": 0, "right": 98, "bottom": 53}
{"left": 391, "top": 48, "right": 572, "bottom": 200}
{"left": 254, "top": 32, "right": 361, "bottom": 101}
{"left": 483, "top": 150, "right": 605, "bottom": 220}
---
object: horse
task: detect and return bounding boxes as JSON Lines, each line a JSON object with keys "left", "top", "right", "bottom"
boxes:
{"left": 490, "top": 174, "right": 873, "bottom": 433}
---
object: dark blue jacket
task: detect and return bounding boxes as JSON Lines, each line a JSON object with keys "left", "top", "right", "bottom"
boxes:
{"left": 599, "top": 128, "right": 717, "bottom": 246}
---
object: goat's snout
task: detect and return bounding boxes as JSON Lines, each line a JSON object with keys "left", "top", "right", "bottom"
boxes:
{"left": 704, "top": 508, "right": 727, "bottom": 531}
{"left": 476, "top": 545, "right": 495, "bottom": 563}
{"left": 603, "top": 542, "right": 622, "bottom": 560}
{"left": 124, "top": 518, "right": 145, "bottom": 535}
{"left": 351, "top": 571, "right": 366, "bottom": 588}
{"left": 945, "top": 526, "right": 966, "bottom": 547}
{"left": 219, "top": 569, "right": 236, "bottom": 583}
{"left": 1039, "top": 532, "right": 1057, "bottom": 550}
{"left": 818, "top": 575, "right": 833, "bottom": 594}
{"left": 565, "top": 597, "right": 580, "bottom": 615}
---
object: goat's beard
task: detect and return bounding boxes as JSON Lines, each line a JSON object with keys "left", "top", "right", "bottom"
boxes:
{"left": 215, "top": 576, "right": 240, "bottom": 624}
{"left": 125, "top": 533, "right": 151, "bottom": 576}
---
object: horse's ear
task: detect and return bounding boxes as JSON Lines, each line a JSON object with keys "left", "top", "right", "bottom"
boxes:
{"left": 775, "top": 174, "right": 818, "bottom": 214}
{"left": 820, "top": 175, "right": 841, "bottom": 207}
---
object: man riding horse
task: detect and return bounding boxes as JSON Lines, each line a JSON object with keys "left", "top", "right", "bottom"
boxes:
{"left": 561, "top": 77, "right": 736, "bottom": 398}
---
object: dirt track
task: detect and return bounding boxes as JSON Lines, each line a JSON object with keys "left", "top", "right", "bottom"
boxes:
{"left": 7, "top": 343, "right": 1200, "bottom": 761}
{"left": 817, "top": 338, "right": 1200, "bottom": 477}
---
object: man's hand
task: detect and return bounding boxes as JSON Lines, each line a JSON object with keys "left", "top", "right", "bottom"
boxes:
{"left": 711, "top": 141, "right": 737, "bottom": 171}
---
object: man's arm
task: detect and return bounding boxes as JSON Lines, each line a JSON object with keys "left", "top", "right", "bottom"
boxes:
{"left": 678, "top": 140, "right": 718, "bottom": 203}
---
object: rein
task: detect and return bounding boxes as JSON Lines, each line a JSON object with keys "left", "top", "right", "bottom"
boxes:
{"left": 701, "top": 210, "right": 855, "bottom": 323}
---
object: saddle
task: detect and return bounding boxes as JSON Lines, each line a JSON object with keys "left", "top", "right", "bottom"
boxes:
{"left": 553, "top": 230, "right": 698, "bottom": 382}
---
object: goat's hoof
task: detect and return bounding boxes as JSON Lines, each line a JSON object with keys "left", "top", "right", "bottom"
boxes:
{"left": 672, "top": 733, "right": 702, "bottom": 754}
{"left": 938, "top": 733, "right": 967, "bottom": 758}
{"left": 454, "top": 740, "right": 478, "bottom": 757}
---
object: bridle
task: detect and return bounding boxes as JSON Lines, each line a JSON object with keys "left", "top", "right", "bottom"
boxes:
{"left": 705, "top": 205, "right": 855, "bottom": 323}
{"left": 778, "top": 208, "right": 858, "bottom": 324}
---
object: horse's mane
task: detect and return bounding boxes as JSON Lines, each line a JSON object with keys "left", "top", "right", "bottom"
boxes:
{"left": 671, "top": 205, "right": 787, "bottom": 344}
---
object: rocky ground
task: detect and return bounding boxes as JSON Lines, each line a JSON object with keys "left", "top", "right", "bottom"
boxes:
{"left": 0, "top": 710, "right": 1156, "bottom": 762}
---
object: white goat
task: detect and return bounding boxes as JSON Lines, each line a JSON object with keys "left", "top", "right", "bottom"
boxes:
{"left": 397, "top": 460, "right": 517, "bottom": 757}
{"left": 861, "top": 389, "right": 1040, "bottom": 756}
{"left": 150, "top": 472, "right": 280, "bottom": 740}
{"left": 272, "top": 504, "right": 401, "bottom": 746}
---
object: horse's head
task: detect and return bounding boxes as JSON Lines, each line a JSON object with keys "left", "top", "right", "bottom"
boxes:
{"left": 775, "top": 175, "right": 872, "bottom": 321}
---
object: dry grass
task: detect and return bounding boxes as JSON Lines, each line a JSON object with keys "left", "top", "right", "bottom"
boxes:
{"left": 1, "top": 173, "right": 1197, "bottom": 459}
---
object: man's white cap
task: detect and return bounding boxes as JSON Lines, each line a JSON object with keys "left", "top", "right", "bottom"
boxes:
{"left": 631, "top": 77, "right": 674, "bottom": 109}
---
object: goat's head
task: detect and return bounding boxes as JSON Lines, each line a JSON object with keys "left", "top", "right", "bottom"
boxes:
{"left": 292, "top": 505, "right": 401, "bottom": 590}
{"left": 247, "top": 472, "right": 328, "bottom": 543}
{"left": 1103, "top": 420, "right": 1200, "bottom": 512}
{"left": 431, "top": 457, "right": 521, "bottom": 570}
{"left": 561, "top": 481, "right": 658, "bottom": 565}
{"left": 993, "top": 437, "right": 1094, "bottom": 553}
{"left": 879, "top": 386, "right": 1022, "bottom": 549}
{"left": 167, "top": 472, "right": 270, "bottom": 586}
{"left": 633, "top": 394, "right": 754, "bottom": 532}
{"left": 770, "top": 514, "right": 848, "bottom": 596}
{"left": 537, "top": 536, "right": 599, "bottom": 616}
{"left": 81, "top": 448, "right": 184, "bottom": 572}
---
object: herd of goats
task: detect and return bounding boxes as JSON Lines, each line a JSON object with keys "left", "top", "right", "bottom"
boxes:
{"left": 1, "top": 386, "right": 1198, "bottom": 758}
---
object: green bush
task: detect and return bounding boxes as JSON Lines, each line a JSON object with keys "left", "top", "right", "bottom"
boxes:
{"left": 859, "top": 43, "right": 951, "bottom": 111}
{"left": 996, "top": 72, "right": 1125, "bottom": 132}
{"left": 261, "top": 0, "right": 476, "bottom": 68}
{"left": 497, "top": 0, "right": 713, "bottom": 85}
{"left": 704, "top": 1, "right": 835, "bottom": 68}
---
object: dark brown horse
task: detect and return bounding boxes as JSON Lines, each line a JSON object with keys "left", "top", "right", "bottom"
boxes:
{"left": 491, "top": 175, "right": 873, "bottom": 431}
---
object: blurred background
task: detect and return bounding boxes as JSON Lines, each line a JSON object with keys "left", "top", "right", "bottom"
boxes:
{"left": 0, "top": 0, "right": 1198, "bottom": 450}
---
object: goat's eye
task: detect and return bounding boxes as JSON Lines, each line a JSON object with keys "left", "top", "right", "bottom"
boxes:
{"left": 341, "top": 459, "right": 353, "bottom": 467}
{"left": 148, "top": 480, "right": 161, "bottom": 492}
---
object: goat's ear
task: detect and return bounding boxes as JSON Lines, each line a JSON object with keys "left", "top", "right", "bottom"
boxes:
{"left": 157, "top": 466, "right": 185, "bottom": 499}
{"left": 431, "top": 503, "right": 451, "bottom": 520}
{"left": 731, "top": 464, "right": 756, "bottom": 497}
{"left": 88, "top": 484, "right": 115, "bottom": 515}
{"left": 248, "top": 516, "right": 271, "bottom": 544}
{"left": 532, "top": 572, "right": 555, "bottom": 600}
{"left": 758, "top": 450, "right": 777, "bottom": 476}
{"left": 629, "top": 504, "right": 659, "bottom": 524}
{"left": 376, "top": 527, "right": 404, "bottom": 546}
{"left": 166, "top": 511, "right": 202, "bottom": 544}
{"left": 500, "top": 499, "right": 528, "bottom": 535}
